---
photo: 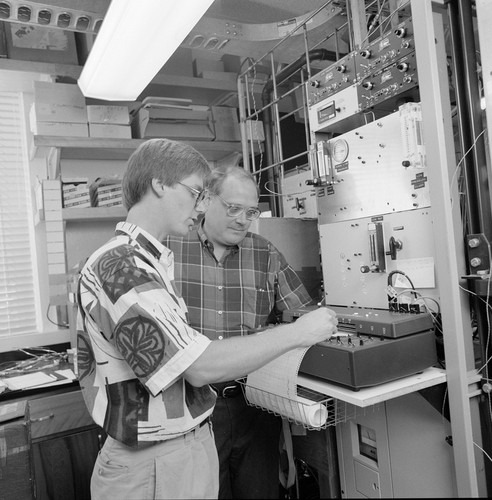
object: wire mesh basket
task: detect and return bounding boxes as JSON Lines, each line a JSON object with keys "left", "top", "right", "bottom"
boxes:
{"left": 237, "top": 379, "right": 357, "bottom": 431}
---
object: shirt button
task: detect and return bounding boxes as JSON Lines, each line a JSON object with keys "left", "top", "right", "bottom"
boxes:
{"left": 218, "top": 336, "right": 223, "bottom": 340}
{"left": 218, "top": 286, "right": 223, "bottom": 290}
{"left": 218, "top": 311, "right": 223, "bottom": 315}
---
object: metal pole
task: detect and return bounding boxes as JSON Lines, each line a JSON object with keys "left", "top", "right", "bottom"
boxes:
{"left": 411, "top": 0, "right": 484, "bottom": 495}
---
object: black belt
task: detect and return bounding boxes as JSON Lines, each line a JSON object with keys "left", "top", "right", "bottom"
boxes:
{"left": 198, "top": 416, "right": 211, "bottom": 428}
{"left": 210, "top": 381, "right": 242, "bottom": 398}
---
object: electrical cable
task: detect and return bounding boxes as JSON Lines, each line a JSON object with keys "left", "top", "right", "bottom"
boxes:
{"left": 263, "top": 178, "right": 314, "bottom": 198}
{"left": 451, "top": 128, "right": 487, "bottom": 209}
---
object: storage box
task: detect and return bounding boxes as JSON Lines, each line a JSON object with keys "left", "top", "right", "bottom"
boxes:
{"left": 97, "top": 190, "right": 123, "bottom": 204}
{"left": 211, "top": 106, "right": 241, "bottom": 142}
{"left": 4, "top": 23, "right": 78, "bottom": 65}
{"left": 64, "top": 189, "right": 90, "bottom": 202}
{"left": 89, "top": 179, "right": 123, "bottom": 207}
{"left": 133, "top": 108, "right": 214, "bottom": 140}
{"left": 63, "top": 183, "right": 89, "bottom": 194}
{"left": 89, "top": 123, "right": 132, "bottom": 139}
{"left": 144, "top": 105, "right": 209, "bottom": 122}
{"left": 64, "top": 197, "right": 91, "bottom": 209}
{"left": 63, "top": 185, "right": 91, "bottom": 208}
{"left": 98, "top": 184, "right": 122, "bottom": 196}
{"left": 245, "top": 119, "right": 265, "bottom": 141}
{"left": 193, "top": 56, "right": 224, "bottom": 77}
{"left": 98, "top": 197, "right": 123, "bottom": 207}
{"left": 30, "top": 109, "right": 89, "bottom": 137}
{"left": 33, "top": 81, "right": 88, "bottom": 124}
{"left": 201, "top": 70, "right": 238, "bottom": 83}
{"left": 87, "top": 105, "right": 131, "bottom": 125}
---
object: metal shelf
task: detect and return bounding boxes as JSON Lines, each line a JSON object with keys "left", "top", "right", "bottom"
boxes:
{"left": 32, "top": 135, "right": 245, "bottom": 162}
{"left": 62, "top": 206, "right": 126, "bottom": 222}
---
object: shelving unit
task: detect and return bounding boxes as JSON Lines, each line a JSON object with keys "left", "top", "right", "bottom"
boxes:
{"left": 62, "top": 206, "right": 126, "bottom": 221}
{"left": 32, "top": 135, "right": 246, "bottom": 162}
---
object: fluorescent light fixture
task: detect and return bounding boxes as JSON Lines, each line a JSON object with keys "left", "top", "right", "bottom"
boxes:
{"left": 78, "top": 0, "right": 214, "bottom": 101}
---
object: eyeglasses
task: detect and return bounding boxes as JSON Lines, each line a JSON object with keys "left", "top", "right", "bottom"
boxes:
{"left": 214, "top": 193, "right": 261, "bottom": 220}
{"left": 177, "top": 182, "right": 210, "bottom": 212}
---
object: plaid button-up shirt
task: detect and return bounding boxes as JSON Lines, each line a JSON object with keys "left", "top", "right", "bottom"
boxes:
{"left": 77, "top": 222, "right": 216, "bottom": 447}
{"left": 165, "top": 222, "right": 314, "bottom": 340}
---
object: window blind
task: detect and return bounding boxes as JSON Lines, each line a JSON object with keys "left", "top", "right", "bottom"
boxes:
{"left": 0, "top": 91, "right": 38, "bottom": 336}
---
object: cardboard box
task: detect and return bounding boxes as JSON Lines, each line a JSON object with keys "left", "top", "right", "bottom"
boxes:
{"left": 64, "top": 191, "right": 90, "bottom": 209}
{"left": 201, "top": 70, "right": 238, "bottom": 83}
{"left": 30, "top": 113, "right": 88, "bottom": 137}
{"left": 133, "top": 108, "right": 214, "bottom": 140}
{"left": 62, "top": 183, "right": 89, "bottom": 194}
{"left": 144, "top": 105, "right": 209, "bottom": 122}
{"left": 193, "top": 56, "right": 224, "bottom": 77}
{"left": 63, "top": 190, "right": 90, "bottom": 202}
{"left": 89, "top": 179, "right": 122, "bottom": 206}
{"left": 64, "top": 198, "right": 91, "bottom": 208}
{"left": 89, "top": 123, "right": 132, "bottom": 139}
{"left": 211, "top": 106, "right": 241, "bottom": 142}
{"left": 98, "top": 191, "right": 122, "bottom": 203}
{"left": 4, "top": 23, "right": 78, "bottom": 64}
{"left": 33, "top": 81, "right": 88, "bottom": 124}
{"left": 87, "top": 105, "right": 131, "bottom": 125}
{"left": 97, "top": 184, "right": 122, "bottom": 195}
{"left": 98, "top": 198, "right": 123, "bottom": 207}
{"left": 245, "top": 119, "right": 265, "bottom": 141}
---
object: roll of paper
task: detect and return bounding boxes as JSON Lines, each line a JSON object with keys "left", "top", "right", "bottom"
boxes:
{"left": 244, "top": 348, "right": 330, "bottom": 428}
{"left": 295, "top": 395, "right": 329, "bottom": 428}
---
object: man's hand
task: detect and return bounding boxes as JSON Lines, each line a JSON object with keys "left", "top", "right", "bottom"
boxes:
{"left": 293, "top": 307, "right": 338, "bottom": 347}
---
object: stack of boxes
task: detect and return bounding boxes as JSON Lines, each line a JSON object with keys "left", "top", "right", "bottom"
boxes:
{"left": 132, "top": 100, "right": 241, "bottom": 142}
{"left": 87, "top": 105, "right": 132, "bottom": 139}
{"left": 132, "top": 100, "right": 215, "bottom": 140}
{"left": 42, "top": 179, "right": 68, "bottom": 305}
{"left": 62, "top": 178, "right": 90, "bottom": 208}
{"left": 30, "top": 81, "right": 89, "bottom": 137}
{"left": 30, "top": 81, "right": 131, "bottom": 139}
{"left": 89, "top": 178, "right": 123, "bottom": 208}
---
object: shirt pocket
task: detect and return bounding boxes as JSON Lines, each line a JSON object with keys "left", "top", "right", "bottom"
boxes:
{"left": 244, "top": 284, "right": 273, "bottom": 329}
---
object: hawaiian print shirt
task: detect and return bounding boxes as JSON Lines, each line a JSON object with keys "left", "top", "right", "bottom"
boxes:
{"left": 76, "top": 222, "right": 215, "bottom": 447}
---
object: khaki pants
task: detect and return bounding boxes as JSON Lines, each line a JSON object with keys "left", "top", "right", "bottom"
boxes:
{"left": 91, "top": 421, "right": 219, "bottom": 499}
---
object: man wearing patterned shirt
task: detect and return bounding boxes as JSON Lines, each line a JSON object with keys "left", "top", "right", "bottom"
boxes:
{"left": 166, "top": 165, "right": 317, "bottom": 499}
{"left": 77, "top": 139, "right": 338, "bottom": 500}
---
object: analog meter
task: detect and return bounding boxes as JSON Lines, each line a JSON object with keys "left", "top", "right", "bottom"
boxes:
{"left": 331, "top": 139, "right": 349, "bottom": 163}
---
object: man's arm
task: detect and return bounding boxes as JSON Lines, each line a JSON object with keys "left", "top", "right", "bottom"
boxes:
{"left": 184, "top": 306, "right": 337, "bottom": 386}
{"left": 273, "top": 246, "right": 317, "bottom": 310}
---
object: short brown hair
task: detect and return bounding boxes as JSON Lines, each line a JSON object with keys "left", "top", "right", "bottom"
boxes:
{"left": 122, "top": 138, "right": 210, "bottom": 210}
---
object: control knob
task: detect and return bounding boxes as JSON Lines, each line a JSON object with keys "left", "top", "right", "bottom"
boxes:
{"left": 394, "top": 27, "right": 407, "bottom": 38}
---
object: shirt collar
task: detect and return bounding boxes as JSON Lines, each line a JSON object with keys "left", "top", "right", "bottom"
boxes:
{"left": 115, "top": 221, "right": 173, "bottom": 265}
{"left": 197, "top": 219, "right": 240, "bottom": 255}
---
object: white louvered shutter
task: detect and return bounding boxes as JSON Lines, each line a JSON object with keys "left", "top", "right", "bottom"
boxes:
{"left": 0, "top": 91, "right": 38, "bottom": 337}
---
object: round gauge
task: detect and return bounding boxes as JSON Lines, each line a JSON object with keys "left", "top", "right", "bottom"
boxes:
{"left": 332, "top": 139, "right": 349, "bottom": 163}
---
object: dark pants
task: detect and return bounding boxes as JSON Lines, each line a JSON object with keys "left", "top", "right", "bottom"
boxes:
{"left": 211, "top": 394, "right": 282, "bottom": 499}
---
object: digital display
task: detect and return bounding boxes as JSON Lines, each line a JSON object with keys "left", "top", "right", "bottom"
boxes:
{"left": 318, "top": 101, "right": 336, "bottom": 123}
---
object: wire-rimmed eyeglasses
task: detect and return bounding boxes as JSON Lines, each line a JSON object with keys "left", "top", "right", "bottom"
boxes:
{"left": 214, "top": 193, "right": 261, "bottom": 220}
{"left": 177, "top": 182, "right": 210, "bottom": 213}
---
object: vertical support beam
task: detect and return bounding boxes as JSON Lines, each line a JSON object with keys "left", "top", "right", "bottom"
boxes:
{"left": 476, "top": 0, "right": 492, "bottom": 204}
{"left": 348, "top": 0, "right": 367, "bottom": 48}
{"left": 237, "top": 74, "right": 251, "bottom": 172}
{"left": 411, "top": 0, "right": 484, "bottom": 496}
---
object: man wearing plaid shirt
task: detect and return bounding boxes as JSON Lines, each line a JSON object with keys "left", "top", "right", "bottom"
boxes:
{"left": 166, "top": 165, "right": 316, "bottom": 499}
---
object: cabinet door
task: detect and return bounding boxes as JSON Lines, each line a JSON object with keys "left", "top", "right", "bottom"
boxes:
{"left": 31, "top": 427, "right": 105, "bottom": 500}
{"left": 0, "top": 417, "right": 32, "bottom": 500}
